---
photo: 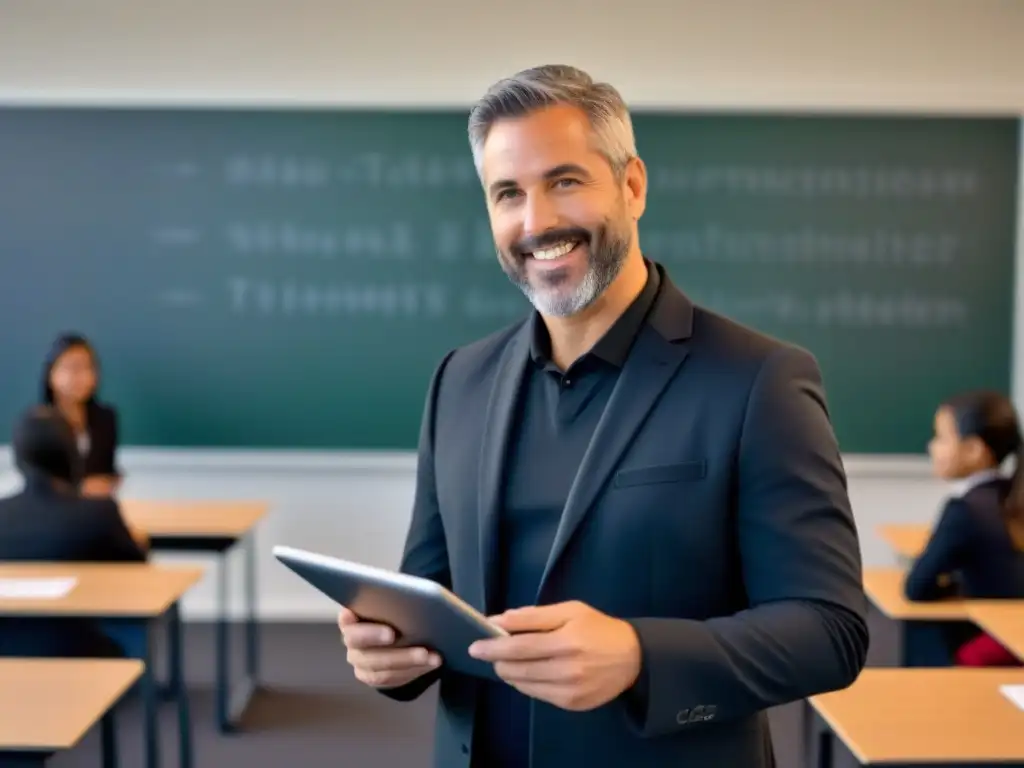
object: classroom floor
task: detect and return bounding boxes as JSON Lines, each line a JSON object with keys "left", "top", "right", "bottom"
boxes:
{"left": 51, "top": 614, "right": 899, "bottom": 768}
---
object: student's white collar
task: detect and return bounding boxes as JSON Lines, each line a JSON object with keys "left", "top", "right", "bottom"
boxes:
{"left": 951, "top": 468, "right": 1003, "bottom": 498}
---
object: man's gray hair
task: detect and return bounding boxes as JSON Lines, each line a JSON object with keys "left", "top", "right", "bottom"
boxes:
{"left": 467, "top": 64, "right": 637, "bottom": 181}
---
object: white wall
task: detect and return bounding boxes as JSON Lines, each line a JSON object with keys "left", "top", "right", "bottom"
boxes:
{"left": 0, "top": 0, "right": 1021, "bottom": 620}
{"left": 1, "top": 0, "right": 1022, "bottom": 112}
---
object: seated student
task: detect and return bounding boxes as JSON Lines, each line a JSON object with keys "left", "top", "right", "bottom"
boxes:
{"left": 0, "top": 406, "right": 148, "bottom": 659}
{"left": 903, "top": 389, "right": 1024, "bottom": 666}
{"left": 42, "top": 332, "right": 122, "bottom": 498}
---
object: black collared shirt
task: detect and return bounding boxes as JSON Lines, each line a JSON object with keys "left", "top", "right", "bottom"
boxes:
{"left": 472, "top": 262, "right": 660, "bottom": 768}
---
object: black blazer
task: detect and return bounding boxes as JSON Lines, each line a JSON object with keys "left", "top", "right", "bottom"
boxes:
{"left": 81, "top": 402, "right": 119, "bottom": 478}
{"left": 904, "top": 477, "right": 1024, "bottom": 601}
{"left": 384, "top": 263, "right": 868, "bottom": 768}
{"left": 0, "top": 478, "right": 146, "bottom": 658}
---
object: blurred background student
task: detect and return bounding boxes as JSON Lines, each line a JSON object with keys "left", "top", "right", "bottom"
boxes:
{"left": 903, "top": 389, "right": 1024, "bottom": 666}
{"left": 0, "top": 405, "right": 148, "bottom": 659}
{"left": 42, "top": 332, "right": 122, "bottom": 498}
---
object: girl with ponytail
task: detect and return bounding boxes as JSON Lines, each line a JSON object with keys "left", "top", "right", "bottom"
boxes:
{"left": 904, "top": 389, "right": 1024, "bottom": 666}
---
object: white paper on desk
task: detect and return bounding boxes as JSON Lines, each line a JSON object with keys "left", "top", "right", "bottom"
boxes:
{"left": 0, "top": 577, "right": 77, "bottom": 599}
{"left": 1000, "top": 684, "right": 1024, "bottom": 712}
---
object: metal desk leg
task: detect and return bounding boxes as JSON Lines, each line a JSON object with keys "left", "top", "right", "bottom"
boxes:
{"left": 898, "top": 619, "right": 907, "bottom": 667}
{"left": 101, "top": 707, "right": 118, "bottom": 768}
{"left": 216, "top": 535, "right": 259, "bottom": 734}
{"left": 816, "top": 727, "right": 833, "bottom": 768}
{"left": 245, "top": 533, "right": 260, "bottom": 685}
{"left": 142, "top": 622, "right": 160, "bottom": 768}
{"left": 161, "top": 613, "right": 176, "bottom": 702}
{"left": 167, "top": 602, "right": 193, "bottom": 768}
{"left": 216, "top": 548, "right": 229, "bottom": 731}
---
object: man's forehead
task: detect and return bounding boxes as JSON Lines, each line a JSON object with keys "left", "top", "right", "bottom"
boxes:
{"left": 481, "top": 105, "right": 598, "bottom": 181}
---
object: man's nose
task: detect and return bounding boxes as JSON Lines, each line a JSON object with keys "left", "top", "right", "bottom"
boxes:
{"left": 521, "top": 191, "right": 559, "bottom": 238}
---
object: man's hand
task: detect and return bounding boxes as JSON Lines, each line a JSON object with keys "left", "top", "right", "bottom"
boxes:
{"left": 337, "top": 607, "right": 441, "bottom": 689}
{"left": 468, "top": 600, "right": 642, "bottom": 712}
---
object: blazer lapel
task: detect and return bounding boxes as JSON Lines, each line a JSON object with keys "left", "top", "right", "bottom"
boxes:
{"left": 477, "top": 324, "right": 532, "bottom": 614}
{"left": 536, "top": 271, "right": 695, "bottom": 597}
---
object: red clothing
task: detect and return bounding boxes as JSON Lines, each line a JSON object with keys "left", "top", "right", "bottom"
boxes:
{"left": 955, "top": 632, "right": 1022, "bottom": 666}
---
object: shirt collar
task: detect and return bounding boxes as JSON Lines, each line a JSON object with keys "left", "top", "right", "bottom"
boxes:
{"left": 529, "top": 259, "right": 660, "bottom": 369}
{"left": 951, "top": 467, "right": 1004, "bottom": 498}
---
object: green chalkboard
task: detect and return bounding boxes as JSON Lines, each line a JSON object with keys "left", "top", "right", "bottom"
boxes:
{"left": 0, "top": 108, "right": 1017, "bottom": 453}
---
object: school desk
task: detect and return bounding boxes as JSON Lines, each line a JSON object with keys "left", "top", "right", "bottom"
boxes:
{"left": 863, "top": 567, "right": 972, "bottom": 665}
{"left": 0, "top": 658, "right": 142, "bottom": 767}
{"left": 809, "top": 668, "right": 1024, "bottom": 767}
{"left": 968, "top": 601, "right": 1024, "bottom": 661}
{"left": 877, "top": 523, "right": 929, "bottom": 560}
{"left": 122, "top": 499, "right": 267, "bottom": 733}
{"left": 0, "top": 563, "right": 202, "bottom": 768}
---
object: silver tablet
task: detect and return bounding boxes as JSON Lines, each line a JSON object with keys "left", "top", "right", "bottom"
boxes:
{"left": 273, "top": 544, "right": 507, "bottom": 679}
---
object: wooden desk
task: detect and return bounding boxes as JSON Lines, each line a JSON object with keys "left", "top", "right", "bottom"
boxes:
{"left": 876, "top": 523, "right": 929, "bottom": 560}
{"left": 810, "top": 668, "right": 1024, "bottom": 766}
{"left": 121, "top": 499, "right": 267, "bottom": 539}
{"left": 968, "top": 602, "right": 1024, "bottom": 661}
{"left": 0, "top": 658, "right": 142, "bottom": 766}
{"left": 863, "top": 567, "right": 970, "bottom": 621}
{"left": 863, "top": 567, "right": 972, "bottom": 667}
{"left": 121, "top": 499, "right": 267, "bottom": 733}
{"left": 0, "top": 563, "right": 201, "bottom": 617}
{"left": 0, "top": 563, "right": 202, "bottom": 768}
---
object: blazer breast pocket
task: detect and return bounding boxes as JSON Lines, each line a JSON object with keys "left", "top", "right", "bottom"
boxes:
{"left": 612, "top": 460, "right": 707, "bottom": 488}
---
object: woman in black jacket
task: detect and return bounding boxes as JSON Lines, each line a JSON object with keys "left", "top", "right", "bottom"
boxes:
{"left": 42, "top": 332, "right": 122, "bottom": 497}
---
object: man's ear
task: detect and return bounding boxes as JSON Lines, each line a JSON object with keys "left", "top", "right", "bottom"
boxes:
{"left": 623, "top": 156, "right": 647, "bottom": 221}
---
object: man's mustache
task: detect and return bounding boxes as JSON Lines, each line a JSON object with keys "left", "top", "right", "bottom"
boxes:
{"left": 511, "top": 227, "right": 591, "bottom": 258}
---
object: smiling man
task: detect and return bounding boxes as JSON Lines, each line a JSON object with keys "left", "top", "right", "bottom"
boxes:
{"left": 337, "top": 64, "right": 868, "bottom": 768}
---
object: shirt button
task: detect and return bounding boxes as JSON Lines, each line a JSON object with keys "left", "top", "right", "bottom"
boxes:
{"left": 563, "top": 378, "right": 572, "bottom": 387}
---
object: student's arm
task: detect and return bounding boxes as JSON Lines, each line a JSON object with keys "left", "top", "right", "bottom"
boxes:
{"left": 903, "top": 499, "right": 974, "bottom": 601}
{"left": 81, "top": 475, "right": 120, "bottom": 498}
{"left": 377, "top": 351, "right": 456, "bottom": 703}
{"left": 82, "top": 405, "right": 122, "bottom": 495}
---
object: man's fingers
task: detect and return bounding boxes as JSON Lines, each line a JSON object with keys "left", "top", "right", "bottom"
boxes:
{"left": 490, "top": 602, "right": 578, "bottom": 633}
{"left": 353, "top": 664, "right": 434, "bottom": 689}
{"left": 341, "top": 622, "right": 398, "bottom": 649}
{"left": 469, "top": 629, "right": 575, "bottom": 662}
{"left": 494, "top": 657, "right": 583, "bottom": 685}
{"left": 337, "top": 609, "right": 442, "bottom": 691}
{"left": 349, "top": 646, "right": 441, "bottom": 672}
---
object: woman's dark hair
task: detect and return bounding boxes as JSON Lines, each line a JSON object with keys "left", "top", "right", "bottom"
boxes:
{"left": 942, "top": 389, "right": 1024, "bottom": 547}
{"left": 12, "top": 405, "right": 83, "bottom": 488}
{"left": 41, "top": 332, "right": 100, "bottom": 405}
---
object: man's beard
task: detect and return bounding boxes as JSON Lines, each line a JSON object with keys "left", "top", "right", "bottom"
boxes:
{"left": 496, "top": 218, "right": 632, "bottom": 318}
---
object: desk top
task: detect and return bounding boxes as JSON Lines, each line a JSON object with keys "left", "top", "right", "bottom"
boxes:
{"left": 0, "top": 658, "right": 143, "bottom": 751}
{"left": 863, "top": 567, "right": 970, "bottom": 620}
{"left": 811, "top": 668, "right": 1024, "bottom": 763}
{"left": 121, "top": 499, "right": 267, "bottom": 538}
{"left": 876, "top": 523, "right": 929, "bottom": 559}
{"left": 968, "top": 602, "right": 1024, "bottom": 661}
{"left": 0, "top": 563, "right": 202, "bottom": 617}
